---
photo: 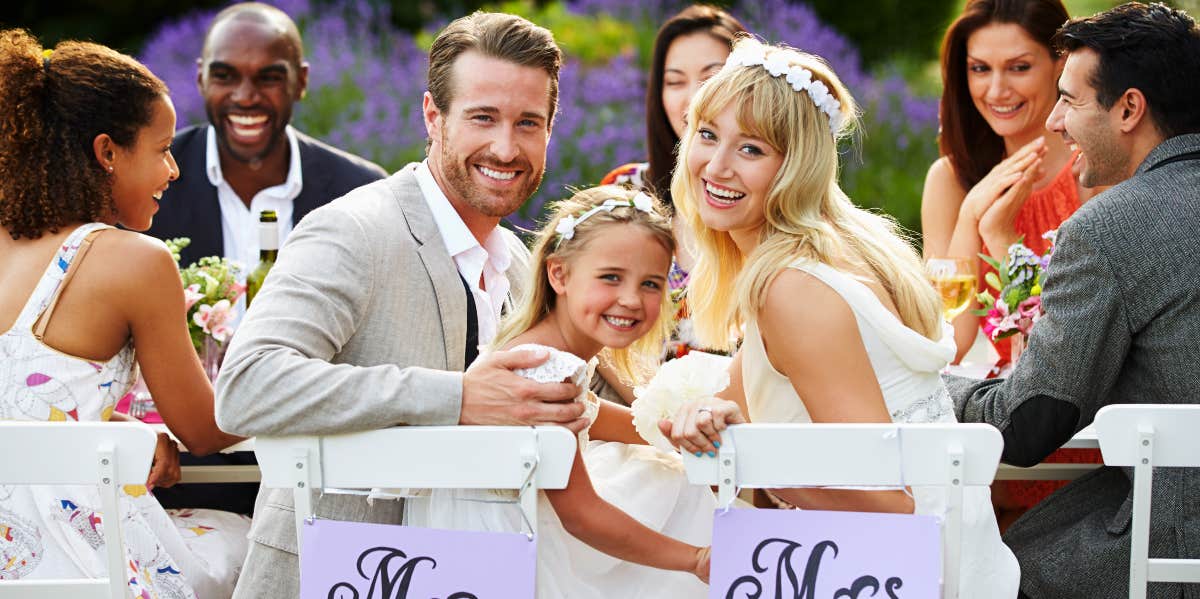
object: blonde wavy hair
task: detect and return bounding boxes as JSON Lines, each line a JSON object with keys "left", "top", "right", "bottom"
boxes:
{"left": 494, "top": 185, "right": 676, "bottom": 384}
{"left": 671, "top": 38, "right": 943, "bottom": 351}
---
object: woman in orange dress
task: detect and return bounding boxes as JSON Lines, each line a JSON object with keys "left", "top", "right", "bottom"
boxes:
{"left": 920, "top": 0, "right": 1102, "bottom": 529}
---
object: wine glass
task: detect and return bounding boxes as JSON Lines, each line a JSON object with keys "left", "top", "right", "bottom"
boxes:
{"left": 925, "top": 257, "right": 978, "bottom": 321}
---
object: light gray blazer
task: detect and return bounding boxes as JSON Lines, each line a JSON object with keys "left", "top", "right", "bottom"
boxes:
{"left": 215, "top": 164, "right": 530, "bottom": 561}
{"left": 949, "top": 134, "right": 1200, "bottom": 599}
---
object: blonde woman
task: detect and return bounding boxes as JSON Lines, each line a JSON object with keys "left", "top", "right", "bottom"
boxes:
{"left": 660, "top": 38, "right": 1020, "bottom": 596}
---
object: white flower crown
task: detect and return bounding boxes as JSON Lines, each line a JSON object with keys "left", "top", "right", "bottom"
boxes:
{"left": 725, "top": 45, "right": 845, "bottom": 134}
{"left": 555, "top": 193, "right": 655, "bottom": 245}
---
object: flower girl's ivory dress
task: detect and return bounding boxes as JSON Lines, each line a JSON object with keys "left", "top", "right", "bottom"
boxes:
{"left": 403, "top": 344, "right": 715, "bottom": 598}
{"left": 740, "top": 260, "right": 1021, "bottom": 598}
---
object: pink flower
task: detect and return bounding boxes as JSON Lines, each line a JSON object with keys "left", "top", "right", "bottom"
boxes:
{"left": 228, "top": 281, "right": 247, "bottom": 302}
{"left": 1018, "top": 296, "right": 1042, "bottom": 319}
{"left": 183, "top": 284, "right": 204, "bottom": 311}
{"left": 193, "top": 299, "right": 236, "bottom": 343}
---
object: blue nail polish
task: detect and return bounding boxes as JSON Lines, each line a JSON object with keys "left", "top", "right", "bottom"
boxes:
{"left": 695, "top": 451, "right": 703, "bottom": 457}
{"left": 707, "top": 451, "right": 716, "bottom": 457}
{"left": 713, "top": 441, "right": 721, "bottom": 448}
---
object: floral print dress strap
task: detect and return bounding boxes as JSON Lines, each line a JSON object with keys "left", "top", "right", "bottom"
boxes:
{"left": 11, "top": 223, "right": 113, "bottom": 336}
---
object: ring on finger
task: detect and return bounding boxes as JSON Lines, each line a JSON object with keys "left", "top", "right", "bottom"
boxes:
{"left": 697, "top": 407, "right": 713, "bottom": 415}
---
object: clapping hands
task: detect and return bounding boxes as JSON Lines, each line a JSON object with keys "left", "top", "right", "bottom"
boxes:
{"left": 961, "top": 137, "right": 1047, "bottom": 255}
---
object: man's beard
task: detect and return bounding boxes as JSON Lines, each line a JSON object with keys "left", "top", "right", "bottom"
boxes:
{"left": 439, "top": 132, "right": 542, "bottom": 219}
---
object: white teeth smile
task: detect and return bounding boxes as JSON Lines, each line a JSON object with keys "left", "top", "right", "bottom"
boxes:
{"left": 705, "top": 182, "right": 745, "bottom": 203}
{"left": 153, "top": 191, "right": 163, "bottom": 200}
{"left": 228, "top": 115, "right": 268, "bottom": 126}
{"left": 604, "top": 316, "right": 636, "bottom": 328}
{"left": 990, "top": 103, "right": 1023, "bottom": 114}
{"left": 478, "top": 166, "right": 516, "bottom": 181}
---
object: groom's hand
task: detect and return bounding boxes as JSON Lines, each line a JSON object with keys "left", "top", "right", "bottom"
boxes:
{"left": 461, "top": 348, "right": 589, "bottom": 434}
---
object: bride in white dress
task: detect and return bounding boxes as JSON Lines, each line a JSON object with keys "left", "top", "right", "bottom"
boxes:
{"left": 658, "top": 39, "right": 1021, "bottom": 597}
{"left": 403, "top": 186, "right": 715, "bottom": 598}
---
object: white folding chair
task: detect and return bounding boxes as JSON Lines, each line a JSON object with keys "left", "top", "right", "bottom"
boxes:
{"left": 0, "top": 421, "right": 157, "bottom": 599}
{"left": 1095, "top": 404, "right": 1200, "bottom": 599}
{"left": 255, "top": 425, "right": 576, "bottom": 546}
{"left": 682, "top": 422, "right": 1003, "bottom": 599}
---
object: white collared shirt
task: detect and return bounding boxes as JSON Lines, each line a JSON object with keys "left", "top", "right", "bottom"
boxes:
{"left": 206, "top": 125, "right": 303, "bottom": 271}
{"left": 412, "top": 161, "right": 512, "bottom": 345}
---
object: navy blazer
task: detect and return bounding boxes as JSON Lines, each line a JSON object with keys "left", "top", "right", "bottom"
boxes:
{"left": 145, "top": 125, "right": 387, "bottom": 267}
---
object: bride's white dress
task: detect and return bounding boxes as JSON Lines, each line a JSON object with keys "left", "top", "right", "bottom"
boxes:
{"left": 742, "top": 261, "right": 1020, "bottom": 598}
{"left": 403, "top": 344, "right": 715, "bottom": 598}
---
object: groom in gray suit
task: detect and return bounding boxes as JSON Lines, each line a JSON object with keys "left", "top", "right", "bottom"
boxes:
{"left": 215, "top": 12, "right": 587, "bottom": 597}
{"left": 948, "top": 4, "right": 1200, "bottom": 598}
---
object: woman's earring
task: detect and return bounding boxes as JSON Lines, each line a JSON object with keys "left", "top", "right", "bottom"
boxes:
{"left": 107, "top": 165, "right": 114, "bottom": 174}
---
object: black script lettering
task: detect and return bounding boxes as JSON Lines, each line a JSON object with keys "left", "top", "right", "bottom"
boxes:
{"left": 325, "top": 546, "right": 478, "bottom": 599}
{"left": 884, "top": 577, "right": 902, "bottom": 599}
{"left": 722, "top": 538, "right": 839, "bottom": 599}
{"left": 833, "top": 576, "right": 879, "bottom": 598}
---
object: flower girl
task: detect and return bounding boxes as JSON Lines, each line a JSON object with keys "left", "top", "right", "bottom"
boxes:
{"left": 403, "top": 185, "right": 715, "bottom": 598}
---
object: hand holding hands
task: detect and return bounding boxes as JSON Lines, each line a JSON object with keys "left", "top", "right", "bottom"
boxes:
{"left": 461, "top": 348, "right": 589, "bottom": 434}
{"left": 146, "top": 431, "right": 180, "bottom": 490}
{"left": 657, "top": 398, "right": 746, "bottom": 457}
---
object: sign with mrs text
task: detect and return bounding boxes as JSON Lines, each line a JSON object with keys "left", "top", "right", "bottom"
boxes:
{"left": 300, "top": 519, "right": 536, "bottom": 599}
{"left": 710, "top": 508, "right": 941, "bottom": 599}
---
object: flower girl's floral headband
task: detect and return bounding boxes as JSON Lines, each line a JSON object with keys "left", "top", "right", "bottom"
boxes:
{"left": 725, "top": 45, "right": 845, "bottom": 134}
{"left": 555, "top": 192, "right": 655, "bottom": 247}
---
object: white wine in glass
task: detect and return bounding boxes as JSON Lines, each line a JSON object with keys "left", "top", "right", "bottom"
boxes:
{"left": 926, "top": 258, "right": 977, "bottom": 320}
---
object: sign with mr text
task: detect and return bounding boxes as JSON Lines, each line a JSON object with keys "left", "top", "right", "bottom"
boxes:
{"left": 300, "top": 519, "right": 536, "bottom": 599}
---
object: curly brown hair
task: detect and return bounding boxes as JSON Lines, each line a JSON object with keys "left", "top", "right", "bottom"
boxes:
{"left": 0, "top": 29, "right": 167, "bottom": 240}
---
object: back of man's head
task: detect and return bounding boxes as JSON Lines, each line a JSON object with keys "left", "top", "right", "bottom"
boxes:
{"left": 426, "top": 12, "right": 562, "bottom": 123}
{"left": 1055, "top": 2, "right": 1200, "bottom": 139}
{"left": 203, "top": 2, "right": 304, "bottom": 67}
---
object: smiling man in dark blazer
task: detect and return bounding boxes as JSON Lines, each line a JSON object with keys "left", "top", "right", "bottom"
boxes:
{"left": 146, "top": 2, "right": 385, "bottom": 269}
{"left": 948, "top": 4, "right": 1200, "bottom": 598}
{"left": 145, "top": 2, "right": 385, "bottom": 517}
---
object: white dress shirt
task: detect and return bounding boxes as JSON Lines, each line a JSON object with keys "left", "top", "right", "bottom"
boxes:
{"left": 206, "top": 125, "right": 303, "bottom": 271}
{"left": 412, "top": 161, "right": 512, "bottom": 346}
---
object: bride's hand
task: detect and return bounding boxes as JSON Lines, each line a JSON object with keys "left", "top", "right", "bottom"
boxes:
{"left": 658, "top": 399, "right": 745, "bottom": 456}
{"left": 692, "top": 546, "right": 711, "bottom": 583}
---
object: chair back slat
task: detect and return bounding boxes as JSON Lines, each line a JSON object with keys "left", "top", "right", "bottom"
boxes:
{"left": 0, "top": 421, "right": 155, "bottom": 484}
{"left": 1095, "top": 405, "right": 1200, "bottom": 467}
{"left": 682, "top": 423, "right": 1002, "bottom": 487}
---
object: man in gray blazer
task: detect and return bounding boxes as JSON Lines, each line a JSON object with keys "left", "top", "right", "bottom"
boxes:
{"left": 216, "top": 13, "right": 586, "bottom": 598}
{"left": 948, "top": 4, "right": 1200, "bottom": 598}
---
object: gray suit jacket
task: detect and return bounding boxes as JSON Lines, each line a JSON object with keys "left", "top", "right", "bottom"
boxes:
{"left": 215, "top": 164, "right": 530, "bottom": 584}
{"left": 948, "top": 134, "right": 1200, "bottom": 599}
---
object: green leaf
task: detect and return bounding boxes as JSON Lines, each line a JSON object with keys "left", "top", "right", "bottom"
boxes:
{"left": 984, "top": 271, "right": 1002, "bottom": 291}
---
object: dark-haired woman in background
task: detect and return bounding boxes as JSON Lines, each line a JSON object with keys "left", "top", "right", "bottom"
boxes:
{"left": 602, "top": 5, "right": 746, "bottom": 382}
{"left": 920, "top": 0, "right": 1101, "bottom": 530}
{"left": 0, "top": 29, "right": 247, "bottom": 597}
{"left": 922, "top": 0, "right": 1098, "bottom": 365}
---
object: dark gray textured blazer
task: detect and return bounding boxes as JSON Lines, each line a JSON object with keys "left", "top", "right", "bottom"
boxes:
{"left": 145, "top": 125, "right": 387, "bottom": 266}
{"left": 948, "top": 133, "right": 1200, "bottom": 599}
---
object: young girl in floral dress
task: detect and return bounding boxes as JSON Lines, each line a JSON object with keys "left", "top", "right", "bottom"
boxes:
{"left": 403, "top": 185, "right": 716, "bottom": 598}
{"left": 0, "top": 30, "right": 247, "bottom": 598}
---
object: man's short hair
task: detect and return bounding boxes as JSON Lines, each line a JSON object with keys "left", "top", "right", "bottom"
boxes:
{"left": 426, "top": 12, "right": 562, "bottom": 123}
{"left": 203, "top": 2, "right": 304, "bottom": 65}
{"left": 1054, "top": 2, "right": 1200, "bottom": 138}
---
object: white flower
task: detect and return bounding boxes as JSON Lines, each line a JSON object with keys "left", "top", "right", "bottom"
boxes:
{"left": 631, "top": 352, "right": 731, "bottom": 453}
{"left": 763, "top": 54, "right": 790, "bottom": 78}
{"left": 631, "top": 192, "right": 654, "bottom": 213}
{"left": 786, "top": 66, "right": 813, "bottom": 91}
{"left": 807, "top": 81, "right": 831, "bottom": 107}
{"left": 727, "top": 46, "right": 765, "bottom": 68}
{"left": 555, "top": 215, "right": 578, "bottom": 241}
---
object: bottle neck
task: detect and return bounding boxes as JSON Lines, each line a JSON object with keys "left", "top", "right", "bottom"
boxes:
{"left": 258, "top": 221, "right": 279, "bottom": 254}
{"left": 259, "top": 248, "right": 278, "bottom": 262}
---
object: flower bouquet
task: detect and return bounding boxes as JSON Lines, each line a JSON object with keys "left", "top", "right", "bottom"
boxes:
{"left": 974, "top": 231, "right": 1056, "bottom": 342}
{"left": 631, "top": 351, "right": 731, "bottom": 453}
{"left": 164, "top": 238, "right": 245, "bottom": 380}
